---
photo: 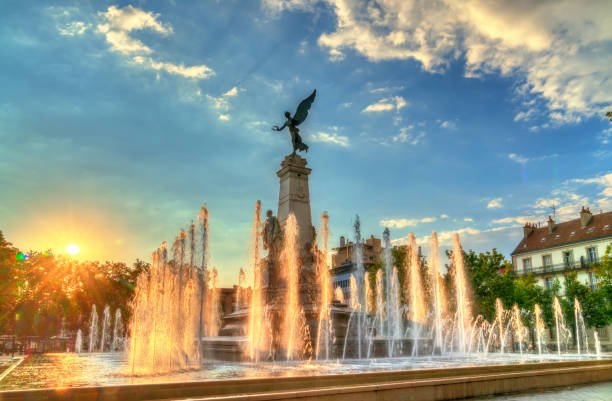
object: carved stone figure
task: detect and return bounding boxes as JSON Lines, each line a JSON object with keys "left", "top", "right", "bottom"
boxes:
{"left": 262, "top": 210, "right": 282, "bottom": 252}
{"left": 272, "top": 90, "right": 316, "bottom": 154}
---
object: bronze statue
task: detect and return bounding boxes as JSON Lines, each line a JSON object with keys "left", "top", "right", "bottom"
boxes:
{"left": 272, "top": 89, "right": 316, "bottom": 154}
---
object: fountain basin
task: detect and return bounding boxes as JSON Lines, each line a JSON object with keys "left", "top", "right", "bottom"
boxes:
{"left": 0, "top": 358, "right": 610, "bottom": 401}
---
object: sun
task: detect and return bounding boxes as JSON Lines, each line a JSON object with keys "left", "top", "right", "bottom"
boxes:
{"left": 66, "top": 244, "right": 80, "bottom": 255}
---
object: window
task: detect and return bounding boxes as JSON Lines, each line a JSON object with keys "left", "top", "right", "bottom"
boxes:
{"left": 589, "top": 272, "right": 600, "bottom": 289}
{"left": 522, "top": 258, "right": 532, "bottom": 273}
{"left": 542, "top": 255, "right": 552, "bottom": 269}
{"left": 563, "top": 251, "right": 573, "bottom": 267}
{"left": 545, "top": 277, "right": 553, "bottom": 290}
{"left": 587, "top": 227, "right": 595, "bottom": 233}
{"left": 587, "top": 247, "right": 597, "bottom": 263}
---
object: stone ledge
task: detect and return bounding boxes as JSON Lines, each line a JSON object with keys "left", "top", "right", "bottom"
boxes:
{"left": 1, "top": 360, "right": 610, "bottom": 401}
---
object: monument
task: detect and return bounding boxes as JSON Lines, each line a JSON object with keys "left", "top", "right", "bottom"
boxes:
{"left": 209, "top": 90, "right": 324, "bottom": 359}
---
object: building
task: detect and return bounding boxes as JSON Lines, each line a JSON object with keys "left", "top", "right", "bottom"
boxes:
{"left": 510, "top": 207, "right": 612, "bottom": 350}
{"left": 330, "top": 235, "right": 382, "bottom": 302}
{"left": 511, "top": 207, "right": 611, "bottom": 290}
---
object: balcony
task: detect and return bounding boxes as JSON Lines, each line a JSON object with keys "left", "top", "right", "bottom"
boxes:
{"left": 518, "top": 257, "right": 600, "bottom": 276}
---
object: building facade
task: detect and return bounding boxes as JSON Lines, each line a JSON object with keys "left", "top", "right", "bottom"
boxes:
{"left": 330, "top": 235, "right": 382, "bottom": 302}
{"left": 511, "top": 207, "right": 612, "bottom": 350}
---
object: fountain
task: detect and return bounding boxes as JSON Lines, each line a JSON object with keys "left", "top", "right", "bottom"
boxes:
{"left": 553, "top": 296, "right": 571, "bottom": 355}
{"left": 594, "top": 330, "right": 602, "bottom": 357}
{"left": 99, "top": 305, "right": 111, "bottom": 352}
{"left": 534, "top": 304, "right": 546, "bottom": 355}
{"left": 574, "top": 297, "right": 589, "bottom": 355}
{"left": 124, "top": 153, "right": 608, "bottom": 367}
{"left": 88, "top": 305, "right": 98, "bottom": 353}
{"left": 3, "top": 152, "right": 611, "bottom": 399}
{"left": 128, "top": 231, "right": 202, "bottom": 374}
{"left": 407, "top": 233, "right": 426, "bottom": 356}
{"left": 74, "top": 329, "right": 83, "bottom": 353}
{"left": 429, "top": 231, "right": 446, "bottom": 353}
{"left": 315, "top": 212, "right": 332, "bottom": 360}
{"left": 112, "top": 308, "right": 124, "bottom": 351}
{"left": 451, "top": 233, "right": 472, "bottom": 353}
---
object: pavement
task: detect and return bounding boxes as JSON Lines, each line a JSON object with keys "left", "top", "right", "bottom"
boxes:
{"left": 468, "top": 381, "right": 612, "bottom": 400}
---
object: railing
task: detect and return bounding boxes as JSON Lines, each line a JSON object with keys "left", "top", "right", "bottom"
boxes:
{"left": 518, "top": 257, "right": 600, "bottom": 275}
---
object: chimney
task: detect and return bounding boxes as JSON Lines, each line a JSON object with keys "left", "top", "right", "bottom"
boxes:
{"left": 523, "top": 222, "right": 535, "bottom": 238}
{"left": 580, "top": 206, "right": 592, "bottom": 228}
{"left": 547, "top": 215, "right": 555, "bottom": 234}
{"left": 339, "top": 236, "right": 346, "bottom": 247}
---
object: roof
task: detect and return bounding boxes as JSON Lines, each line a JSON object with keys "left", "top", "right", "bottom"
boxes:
{"left": 511, "top": 211, "right": 612, "bottom": 256}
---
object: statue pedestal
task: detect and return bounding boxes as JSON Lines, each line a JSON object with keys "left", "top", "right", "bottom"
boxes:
{"left": 276, "top": 153, "right": 314, "bottom": 251}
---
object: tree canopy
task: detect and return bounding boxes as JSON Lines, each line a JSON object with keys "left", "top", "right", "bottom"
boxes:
{"left": 0, "top": 230, "right": 147, "bottom": 337}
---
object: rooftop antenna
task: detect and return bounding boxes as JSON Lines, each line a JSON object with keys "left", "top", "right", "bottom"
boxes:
{"left": 551, "top": 201, "right": 557, "bottom": 221}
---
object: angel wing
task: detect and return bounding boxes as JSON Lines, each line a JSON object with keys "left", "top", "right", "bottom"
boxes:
{"left": 292, "top": 89, "right": 316, "bottom": 126}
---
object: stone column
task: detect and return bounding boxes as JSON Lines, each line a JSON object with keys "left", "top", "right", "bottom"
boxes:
{"left": 276, "top": 154, "right": 314, "bottom": 250}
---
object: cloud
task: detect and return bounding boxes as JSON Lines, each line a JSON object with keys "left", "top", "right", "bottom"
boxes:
{"left": 298, "top": 40, "right": 308, "bottom": 54}
{"left": 132, "top": 56, "right": 213, "bottom": 79}
{"left": 489, "top": 171, "right": 612, "bottom": 230}
{"left": 262, "top": 0, "right": 314, "bottom": 14}
{"left": 571, "top": 173, "right": 612, "bottom": 199}
{"left": 206, "top": 87, "right": 241, "bottom": 121}
{"left": 223, "top": 87, "right": 238, "bottom": 97}
{"left": 598, "top": 127, "right": 612, "bottom": 145}
{"left": 362, "top": 96, "right": 407, "bottom": 113}
{"left": 269, "top": 0, "right": 612, "bottom": 123}
{"left": 463, "top": 217, "right": 473, "bottom": 222}
{"left": 309, "top": 132, "right": 349, "bottom": 148}
{"left": 392, "top": 226, "right": 518, "bottom": 252}
{"left": 96, "top": 5, "right": 213, "bottom": 80}
{"left": 368, "top": 85, "right": 404, "bottom": 94}
{"left": 250, "top": 121, "right": 268, "bottom": 127}
{"left": 491, "top": 216, "right": 536, "bottom": 225}
{"left": 507, "top": 153, "right": 558, "bottom": 165}
{"left": 487, "top": 197, "right": 503, "bottom": 209}
{"left": 391, "top": 127, "right": 425, "bottom": 145}
{"left": 440, "top": 214, "right": 449, "bottom": 219}
{"left": 440, "top": 120, "right": 456, "bottom": 129}
{"left": 380, "top": 216, "right": 436, "bottom": 228}
{"left": 507, "top": 153, "right": 528, "bottom": 164}
{"left": 513, "top": 109, "right": 536, "bottom": 122}
{"left": 58, "top": 21, "right": 89, "bottom": 36}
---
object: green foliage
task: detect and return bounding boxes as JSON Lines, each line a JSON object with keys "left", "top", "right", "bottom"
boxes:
{"left": 560, "top": 272, "right": 608, "bottom": 342}
{"left": 461, "top": 249, "right": 557, "bottom": 326}
{"left": 593, "top": 245, "right": 612, "bottom": 324}
{"left": 0, "top": 230, "right": 148, "bottom": 336}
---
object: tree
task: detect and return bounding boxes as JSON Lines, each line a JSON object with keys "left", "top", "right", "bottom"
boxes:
{"left": 0, "top": 231, "right": 148, "bottom": 337}
{"left": 593, "top": 245, "right": 612, "bottom": 325}
{"left": 462, "top": 249, "right": 513, "bottom": 321}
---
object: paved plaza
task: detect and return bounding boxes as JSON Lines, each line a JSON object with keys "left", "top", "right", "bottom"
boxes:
{"left": 470, "top": 381, "right": 612, "bottom": 401}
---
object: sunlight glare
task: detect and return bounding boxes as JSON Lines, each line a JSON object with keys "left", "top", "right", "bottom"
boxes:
{"left": 66, "top": 244, "right": 80, "bottom": 255}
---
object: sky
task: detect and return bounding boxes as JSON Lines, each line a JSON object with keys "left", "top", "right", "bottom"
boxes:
{"left": 1, "top": 0, "right": 611, "bottom": 286}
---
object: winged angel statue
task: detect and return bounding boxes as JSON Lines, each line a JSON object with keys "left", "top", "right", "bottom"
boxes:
{"left": 272, "top": 89, "right": 316, "bottom": 154}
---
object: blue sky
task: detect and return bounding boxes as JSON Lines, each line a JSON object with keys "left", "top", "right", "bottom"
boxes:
{"left": 1, "top": 0, "right": 611, "bottom": 286}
